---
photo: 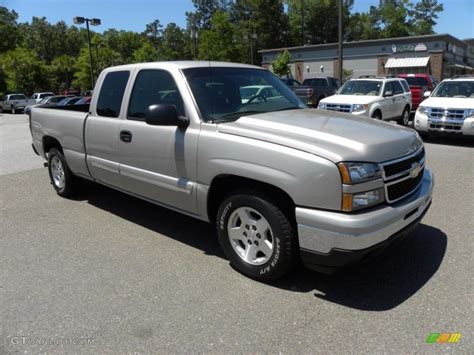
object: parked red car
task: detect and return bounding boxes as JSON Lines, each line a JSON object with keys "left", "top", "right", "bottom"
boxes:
{"left": 397, "top": 74, "right": 438, "bottom": 111}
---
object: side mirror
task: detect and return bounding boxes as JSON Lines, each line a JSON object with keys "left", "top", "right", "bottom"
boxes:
{"left": 423, "top": 91, "right": 431, "bottom": 98}
{"left": 384, "top": 90, "right": 393, "bottom": 97}
{"left": 145, "top": 104, "right": 189, "bottom": 128}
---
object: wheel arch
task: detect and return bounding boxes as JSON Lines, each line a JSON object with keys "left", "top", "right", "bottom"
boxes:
{"left": 42, "top": 135, "right": 63, "bottom": 155}
{"left": 206, "top": 174, "right": 296, "bottom": 225}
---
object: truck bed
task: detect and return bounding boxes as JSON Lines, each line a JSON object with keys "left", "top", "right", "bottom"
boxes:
{"left": 30, "top": 105, "right": 90, "bottom": 177}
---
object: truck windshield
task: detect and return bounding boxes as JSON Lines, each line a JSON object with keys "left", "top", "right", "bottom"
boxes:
{"left": 10, "top": 94, "right": 26, "bottom": 100}
{"left": 431, "top": 81, "right": 474, "bottom": 98}
{"left": 338, "top": 80, "right": 382, "bottom": 96}
{"left": 404, "top": 77, "right": 429, "bottom": 87}
{"left": 182, "top": 67, "right": 305, "bottom": 122}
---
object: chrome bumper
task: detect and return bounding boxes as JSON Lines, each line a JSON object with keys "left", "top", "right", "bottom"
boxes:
{"left": 297, "top": 169, "right": 433, "bottom": 255}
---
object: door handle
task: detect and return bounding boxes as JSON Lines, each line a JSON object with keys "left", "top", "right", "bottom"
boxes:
{"left": 120, "top": 130, "right": 132, "bottom": 143}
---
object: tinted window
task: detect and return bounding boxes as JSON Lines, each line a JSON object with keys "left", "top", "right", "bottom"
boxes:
{"left": 392, "top": 81, "right": 404, "bottom": 95}
{"left": 400, "top": 80, "right": 410, "bottom": 92}
{"left": 329, "top": 78, "right": 339, "bottom": 88}
{"left": 383, "top": 82, "right": 393, "bottom": 95}
{"left": 97, "top": 71, "right": 130, "bottom": 118}
{"left": 10, "top": 94, "right": 26, "bottom": 100}
{"left": 303, "top": 78, "right": 328, "bottom": 87}
{"left": 404, "top": 77, "right": 429, "bottom": 87}
{"left": 339, "top": 80, "right": 382, "bottom": 96}
{"left": 128, "top": 70, "right": 184, "bottom": 120}
{"left": 182, "top": 67, "right": 304, "bottom": 122}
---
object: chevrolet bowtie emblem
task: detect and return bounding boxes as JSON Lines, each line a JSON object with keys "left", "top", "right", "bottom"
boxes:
{"left": 410, "top": 162, "right": 422, "bottom": 178}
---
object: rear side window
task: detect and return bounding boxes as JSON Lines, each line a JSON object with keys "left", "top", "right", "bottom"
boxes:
{"left": 97, "top": 71, "right": 130, "bottom": 118}
{"left": 400, "top": 80, "right": 410, "bottom": 93}
{"left": 128, "top": 69, "right": 185, "bottom": 120}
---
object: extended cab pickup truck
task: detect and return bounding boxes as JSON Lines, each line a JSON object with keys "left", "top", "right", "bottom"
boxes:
{"left": 30, "top": 62, "right": 434, "bottom": 280}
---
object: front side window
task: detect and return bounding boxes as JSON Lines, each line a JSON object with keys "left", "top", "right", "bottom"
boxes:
{"left": 338, "top": 80, "right": 382, "bottom": 96}
{"left": 128, "top": 70, "right": 185, "bottom": 120}
{"left": 182, "top": 67, "right": 305, "bottom": 122}
{"left": 392, "top": 81, "right": 404, "bottom": 95}
{"left": 432, "top": 81, "right": 474, "bottom": 98}
{"left": 383, "top": 82, "right": 393, "bottom": 95}
{"left": 97, "top": 71, "right": 130, "bottom": 118}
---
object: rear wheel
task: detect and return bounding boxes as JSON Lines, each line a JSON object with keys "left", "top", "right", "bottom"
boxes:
{"left": 372, "top": 110, "right": 382, "bottom": 120}
{"left": 216, "top": 191, "right": 298, "bottom": 281}
{"left": 398, "top": 107, "right": 411, "bottom": 126}
{"left": 47, "top": 148, "right": 77, "bottom": 197}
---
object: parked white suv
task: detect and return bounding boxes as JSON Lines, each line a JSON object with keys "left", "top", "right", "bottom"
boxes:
{"left": 31, "top": 92, "right": 55, "bottom": 104}
{"left": 318, "top": 76, "right": 412, "bottom": 125}
{"left": 414, "top": 76, "right": 474, "bottom": 136}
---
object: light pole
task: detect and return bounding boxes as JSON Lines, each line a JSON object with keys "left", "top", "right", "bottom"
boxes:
{"left": 337, "top": 0, "right": 343, "bottom": 84}
{"left": 73, "top": 16, "right": 101, "bottom": 89}
{"left": 244, "top": 33, "right": 258, "bottom": 65}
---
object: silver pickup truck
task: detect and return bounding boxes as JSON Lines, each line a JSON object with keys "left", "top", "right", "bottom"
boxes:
{"left": 30, "top": 62, "right": 433, "bottom": 280}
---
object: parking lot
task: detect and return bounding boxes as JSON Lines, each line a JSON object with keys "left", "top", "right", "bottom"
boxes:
{"left": 1, "top": 113, "right": 472, "bottom": 352}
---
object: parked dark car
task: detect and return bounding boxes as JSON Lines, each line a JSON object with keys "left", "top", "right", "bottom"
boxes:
{"left": 397, "top": 74, "right": 438, "bottom": 111}
{"left": 293, "top": 76, "right": 340, "bottom": 107}
{"left": 280, "top": 77, "right": 302, "bottom": 91}
{"left": 74, "top": 96, "right": 92, "bottom": 105}
{"left": 57, "top": 96, "right": 83, "bottom": 106}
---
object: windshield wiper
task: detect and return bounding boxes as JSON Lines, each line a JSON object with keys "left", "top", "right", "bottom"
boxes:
{"left": 274, "top": 106, "right": 303, "bottom": 112}
{"left": 211, "top": 110, "right": 263, "bottom": 123}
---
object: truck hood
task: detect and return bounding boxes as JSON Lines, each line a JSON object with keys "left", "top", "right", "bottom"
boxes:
{"left": 217, "top": 109, "right": 421, "bottom": 163}
{"left": 320, "top": 94, "right": 380, "bottom": 105}
{"left": 420, "top": 97, "right": 474, "bottom": 109}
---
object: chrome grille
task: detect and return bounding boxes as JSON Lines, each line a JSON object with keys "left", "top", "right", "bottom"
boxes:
{"left": 428, "top": 108, "right": 466, "bottom": 120}
{"left": 325, "top": 103, "right": 352, "bottom": 113}
{"left": 381, "top": 148, "right": 425, "bottom": 203}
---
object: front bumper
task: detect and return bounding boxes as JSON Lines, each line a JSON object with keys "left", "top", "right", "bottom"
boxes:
{"left": 414, "top": 112, "right": 474, "bottom": 136}
{"left": 297, "top": 169, "right": 434, "bottom": 272}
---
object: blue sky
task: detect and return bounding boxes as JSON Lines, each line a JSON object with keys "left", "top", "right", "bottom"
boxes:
{"left": 4, "top": 0, "right": 474, "bottom": 39}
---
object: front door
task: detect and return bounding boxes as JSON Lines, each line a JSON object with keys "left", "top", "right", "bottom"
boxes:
{"left": 118, "top": 69, "right": 199, "bottom": 214}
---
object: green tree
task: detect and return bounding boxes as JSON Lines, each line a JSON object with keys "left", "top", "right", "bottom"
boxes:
{"left": 410, "top": 0, "right": 444, "bottom": 35}
{"left": 0, "top": 7, "right": 21, "bottom": 53}
{"left": 49, "top": 55, "right": 77, "bottom": 92}
{"left": 271, "top": 49, "right": 291, "bottom": 77}
{"left": 0, "top": 47, "right": 48, "bottom": 94}
{"left": 132, "top": 40, "right": 159, "bottom": 63}
{"left": 198, "top": 11, "right": 238, "bottom": 61}
{"left": 161, "top": 23, "right": 191, "bottom": 60}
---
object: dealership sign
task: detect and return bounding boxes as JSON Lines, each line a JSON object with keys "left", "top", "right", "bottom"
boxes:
{"left": 392, "top": 43, "right": 428, "bottom": 53}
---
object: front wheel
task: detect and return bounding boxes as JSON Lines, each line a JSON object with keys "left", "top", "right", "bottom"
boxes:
{"left": 216, "top": 191, "right": 298, "bottom": 281}
{"left": 48, "top": 148, "right": 77, "bottom": 197}
{"left": 371, "top": 110, "right": 382, "bottom": 120}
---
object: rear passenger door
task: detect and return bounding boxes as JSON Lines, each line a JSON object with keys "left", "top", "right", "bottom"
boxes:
{"left": 118, "top": 69, "right": 199, "bottom": 214}
{"left": 85, "top": 70, "right": 130, "bottom": 187}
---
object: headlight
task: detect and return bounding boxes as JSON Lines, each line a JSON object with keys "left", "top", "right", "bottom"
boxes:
{"left": 318, "top": 102, "right": 326, "bottom": 109}
{"left": 337, "top": 162, "right": 382, "bottom": 184}
{"left": 352, "top": 104, "right": 369, "bottom": 112}
{"left": 342, "top": 188, "right": 385, "bottom": 212}
{"left": 467, "top": 109, "right": 474, "bottom": 118}
{"left": 417, "top": 106, "right": 428, "bottom": 115}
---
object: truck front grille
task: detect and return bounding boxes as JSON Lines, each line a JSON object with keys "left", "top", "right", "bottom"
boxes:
{"left": 386, "top": 168, "right": 424, "bottom": 201}
{"left": 381, "top": 148, "right": 425, "bottom": 203}
{"left": 383, "top": 148, "right": 424, "bottom": 178}
{"left": 325, "top": 103, "right": 352, "bottom": 113}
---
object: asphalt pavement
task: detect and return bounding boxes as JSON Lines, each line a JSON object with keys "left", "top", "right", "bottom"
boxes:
{"left": 1, "top": 113, "right": 472, "bottom": 353}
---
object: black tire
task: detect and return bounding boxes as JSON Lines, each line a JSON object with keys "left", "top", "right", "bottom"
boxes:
{"left": 47, "top": 148, "right": 76, "bottom": 197}
{"left": 371, "top": 110, "right": 382, "bottom": 120}
{"left": 398, "top": 106, "right": 411, "bottom": 126}
{"left": 11, "top": 106, "right": 16, "bottom": 114}
{"left": 216, "top": 190, "right": 298, "bottom": 281}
